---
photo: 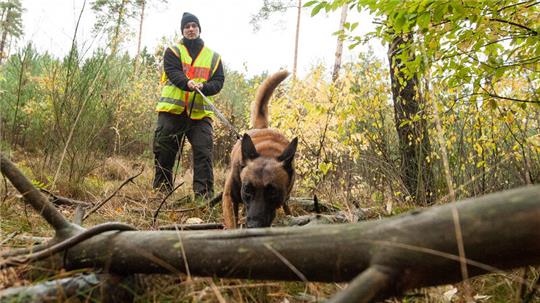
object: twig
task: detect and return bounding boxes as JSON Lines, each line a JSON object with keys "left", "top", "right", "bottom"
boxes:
{"left": 313, "top": 194, "right": 320, "bottom": 214}
{"left": 208, "top": 191, "right": 223, "bottom": 207}
{"left": 152, "top": 182, "right": 184, "bottom": 226}
{"left": 522, "top": 268, "right": 540, "bottom": 303}
{"left": 158, "top": 223, "right": 224, "bottom": 230}
{"left": 0, "top": 242, "right": 52, "bottom": 258}
{"left": 73, "top": 206, "right": 85, "bottom": 225}
{"left": 0, "top": 232, "right": 19, "bottom": 245}
{"left": 40, "top": 188, "right": 92, "bottom": 207}
{"left": 129, "top": 206, "right": 198, "bottom": 213}
{"left": 82, "top": 167, "right": 143, "bottom": 221}
{"left": 1, "top": 173, "right": 8, "bottom": 204}
{"left": 0, "top": 222, "right": 136, "bottom": 268}
{"left": 0, "top": 153, "right": 72, "bottom": 232}
{"left": 327, "top": 265, "right": 393, "bottom": 303}
{"left": 264, "top": 243, "right": 308, "bottom": 283}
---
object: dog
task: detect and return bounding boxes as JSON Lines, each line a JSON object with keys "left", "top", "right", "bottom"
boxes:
{"left": 222, "top": 70, "right": 298, "bottom": 229}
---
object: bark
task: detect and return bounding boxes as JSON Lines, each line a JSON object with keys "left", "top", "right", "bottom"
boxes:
{"left": 134, "top": 0, "right": 146, "bottom": 74}
{"left": 110, "top": 0, "right": 129, "bottom": 56}
{"left": 332, "top": 4, "right": 348, "bottom": 82}
{"left": 0, "top": 274, "right": 135, "bottom": 303}
{"left": 0, "top": 5, "right": 10, "bottom": 63}
{"left": 0, "top": 154, "right": 76, "bottom": 233}
{"left": 388, "top": 34, "right": 435, "bottom": 205}
{"left": 292, "top": 0, "right": 301, "bottom": 78}
{"left": 61, "top": 186, "right": 540, "bottom": 296}
{"left": 40, "top": 188, "right": 93, "bottom": 207}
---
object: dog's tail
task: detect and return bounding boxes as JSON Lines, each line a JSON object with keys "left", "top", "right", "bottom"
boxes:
{"left": 251, "top": 70, "right": 290, "bottom": 129}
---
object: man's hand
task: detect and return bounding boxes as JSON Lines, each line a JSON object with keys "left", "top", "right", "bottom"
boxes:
{"left": 187, "top": 80, "right": 203, "bottom": 91}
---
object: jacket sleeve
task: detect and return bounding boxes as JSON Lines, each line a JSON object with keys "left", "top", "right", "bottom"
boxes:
{"left": 163, "top": 47, "right": 190, "bottom": 91}
{"left": 201, "top": 60, "right": 225, "bottom": 96}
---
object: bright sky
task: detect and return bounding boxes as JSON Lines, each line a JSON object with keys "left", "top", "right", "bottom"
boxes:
{"left": 20, "top": 0, "right": 385, "bottom": 78}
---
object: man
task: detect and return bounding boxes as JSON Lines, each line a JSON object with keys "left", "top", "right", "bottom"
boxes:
{"left": 153, "top": 12, "right": 224, "bottom": 201}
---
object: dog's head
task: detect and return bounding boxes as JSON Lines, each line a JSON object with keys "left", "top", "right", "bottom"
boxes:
{"left": 239, "top": 133, "right": 298, "bottom": 228}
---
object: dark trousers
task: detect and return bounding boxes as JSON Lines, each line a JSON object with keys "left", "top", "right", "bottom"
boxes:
{"left": 152, "top": 111, "right": 214, "bottom": 197}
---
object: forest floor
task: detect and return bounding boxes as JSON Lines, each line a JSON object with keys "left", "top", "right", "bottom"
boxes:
{"left": 0, "top": 155, "right": 537, "bottom": 302}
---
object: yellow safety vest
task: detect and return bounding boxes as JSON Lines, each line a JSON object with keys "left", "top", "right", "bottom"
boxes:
{"left": 156, "top": 43, "right": 221, "bottom": 120}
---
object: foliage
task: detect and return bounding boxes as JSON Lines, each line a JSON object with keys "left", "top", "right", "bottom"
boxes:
{"left": 0, "top": 43, "right": 161, "bottom": 189}
{"left": 271, "top": 58, "right": 403, "bottom": 204}
{"left": 0, "top": 0, "right": 24, "bottom": 61}
{"left": 212, "top": 66, "right": 256, "bottom": 164}
{"left": 306, "top": 0, "right": 540, "bottom": 198}
{"left": 249, "top": 0, "right": 296, "bottom": 32}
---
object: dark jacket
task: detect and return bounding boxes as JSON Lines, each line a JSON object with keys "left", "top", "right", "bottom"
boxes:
{"left": 163, "top": 37, "right": 224, "bottom": 96}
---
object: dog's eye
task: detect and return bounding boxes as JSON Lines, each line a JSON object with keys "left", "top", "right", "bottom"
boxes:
{"left": 243, "top": 183, "right": 255, "bottom": 195}
{"left": 265, "top": 185, "right": 280, "bottom": 198}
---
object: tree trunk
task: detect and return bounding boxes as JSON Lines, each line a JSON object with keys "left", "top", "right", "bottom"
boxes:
{"left": 134, "top": 0, "right": 146, "bottom": 74}
{"left": 111, "top": 0, "right": 129, "bottom": 56}
{"left": 0, "top": 6, "right": 10, "bottom": 63}
{"left": 332, "top": 4, "right": 348, "bottom": 82}
{"left": 388, "top": 34, "right": 435, "bottom": 205}
{"left": 292, "top": 0, "right": 301, "bottom": 78}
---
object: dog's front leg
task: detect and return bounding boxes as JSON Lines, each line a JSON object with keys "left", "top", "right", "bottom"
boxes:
{"left": 222, "top": 175, "right": 237, "bottom": 229}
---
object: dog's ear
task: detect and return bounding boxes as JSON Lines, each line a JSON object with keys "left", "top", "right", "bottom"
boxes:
{"left": 241, "top": 133, "right": 259, "bottom": 162}
{"left": 278, "top": 137, "right": 298, "bottom": 169}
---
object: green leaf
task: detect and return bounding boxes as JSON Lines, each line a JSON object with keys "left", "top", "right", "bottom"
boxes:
{"left": 311, "top": 2, "right": 327, "bottom": 16}
{"left": 417, "top": 12, "right": 430, "bottom": 29}
{"left": 304, "top": 0, "right": 319, "bottom": 7}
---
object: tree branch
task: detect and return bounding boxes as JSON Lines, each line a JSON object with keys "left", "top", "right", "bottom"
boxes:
{"left": 489, "top": 18, "right": 538, "bottom": 36}
{"left": 82, "top": 167, "right": 143, "bottom": 222}
{"left": 0, "top": 273, "right": 134, "bottom": 302}
{"left": 326, "top": 265, "right": 394, "bottom": 303}
{"left": 0, "top": 153, "right": 73, "bottom": 232}
{"left": 57, "top": 185, "right": 540, "bottom": 302}
{"left": 1, "top": 222, "right": 136, "bottom": 268}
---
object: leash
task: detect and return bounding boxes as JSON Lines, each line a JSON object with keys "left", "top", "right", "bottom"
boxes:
{"left": 194, "top": 87, "right": 241, "bottom": 140}
{"left": 172, "top": 87, "right": 241, "bottom": 185}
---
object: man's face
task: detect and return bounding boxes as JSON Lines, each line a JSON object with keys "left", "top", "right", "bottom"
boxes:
{"left": 182, "top": 22, "right": 200, "bottom": 39}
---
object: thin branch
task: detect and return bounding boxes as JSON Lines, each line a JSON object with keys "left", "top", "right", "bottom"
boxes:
{"left": 159, "top": 223, "right": 224, "bottom": 230}
{"left": 0, "top": 242, "right": 52, "bottom": 258}
{"left": 40, "top": 188, "right": 92, "bottom": 207}
{"left": 481, "top": 87, "right": 540, "bottom": 104}
{"left": 152, "top": 182, "right": 184, "bottom": 226}
{"left": 522, "top": 270, "right": 540, "bottom": 303}
{"left": 0, "top": 153, "right": 72, "bottom": 232}
{"left": 327, "top": 265, "right": 393, "bottom": 303}
{"left": 1, "top": 173, "right": 8, "bottom": 204}
{"left": 489, "top": 18, "right": 538, "bottom": 36}
{"left": 0, "top": 222, "right": 136, "bottom": 268}
{"left": 497, "top": 0, "right": 536, "bottom": 12}
{"left": 82, "top": 167, "right": 143, "bottom": 221}
{"left": 73, "top": 206, "right": 85, "bottom": 225}
{"left": 208, "top": 191, "right": 223, "bottom": 207}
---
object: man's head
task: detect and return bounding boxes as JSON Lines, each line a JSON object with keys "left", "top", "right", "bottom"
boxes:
{"left": 181, "top": 12, "right": 201, "bottom": 40}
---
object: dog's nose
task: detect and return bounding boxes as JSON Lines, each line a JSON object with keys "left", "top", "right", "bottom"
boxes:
{"left": 246, "top": 219, "right": 271, "bottom": 228}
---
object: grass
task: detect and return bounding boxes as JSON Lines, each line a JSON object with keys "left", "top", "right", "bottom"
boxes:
{"left": 1, "top": 155, "right": 539, "bottom": 302}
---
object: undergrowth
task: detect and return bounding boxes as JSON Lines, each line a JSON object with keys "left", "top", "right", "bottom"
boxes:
{"left": 0, "top": 156, "right": 538, "bottom": 302}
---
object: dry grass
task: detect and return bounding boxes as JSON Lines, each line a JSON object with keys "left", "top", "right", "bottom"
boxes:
{"left": 1, "top": 155, "right": 539, "bottom": 302}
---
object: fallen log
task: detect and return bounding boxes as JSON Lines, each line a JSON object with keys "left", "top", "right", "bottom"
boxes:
{"left": 2, "top": 152, "right": 540, "bottom": 302}
{"left": 62, "top": 186, "right": 540, "bottom": 295}
{"left": 0, "top": 273, "right": 134, "bottom": 303}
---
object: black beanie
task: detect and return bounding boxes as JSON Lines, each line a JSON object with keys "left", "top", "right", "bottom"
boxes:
{"left": 181, "top": 12, "right": 201, "bottom": 32}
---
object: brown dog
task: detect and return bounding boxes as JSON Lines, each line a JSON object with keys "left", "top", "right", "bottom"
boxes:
{"left": 222, "top": 70, "right": 298, "bottom": 229}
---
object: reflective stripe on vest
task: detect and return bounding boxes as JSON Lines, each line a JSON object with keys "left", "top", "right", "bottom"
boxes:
{"left": 156, "top": 43, "right": 221, "bottom": 119}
